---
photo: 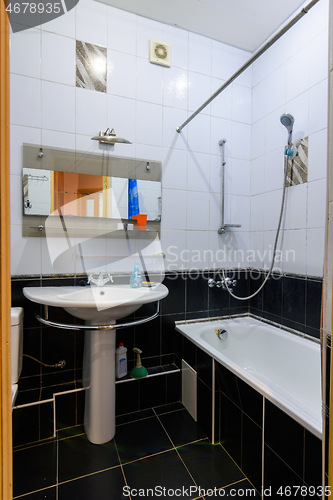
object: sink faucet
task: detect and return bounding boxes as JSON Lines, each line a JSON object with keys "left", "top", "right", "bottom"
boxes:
{"left": 88, "top": 271, "right": 114, "bottom": 287}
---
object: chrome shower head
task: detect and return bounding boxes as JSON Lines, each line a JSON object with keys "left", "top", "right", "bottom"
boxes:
{"left": 280, "top": 113, "right": 294, "bottom": 150}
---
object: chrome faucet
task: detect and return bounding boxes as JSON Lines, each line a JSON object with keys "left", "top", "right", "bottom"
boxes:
{"left": 88, "top": 271, "right": 114, "bottom": 287}
{"left": 208, "top": 278, "right": 237, "bottom": 290}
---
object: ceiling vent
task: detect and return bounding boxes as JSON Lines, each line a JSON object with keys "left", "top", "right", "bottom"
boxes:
{"left": 149, "top": 39, "right": 171, "bottom": 67}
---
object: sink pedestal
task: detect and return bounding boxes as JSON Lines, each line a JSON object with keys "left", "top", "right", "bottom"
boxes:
{"left": 82, "top": 321, "right": 116, "bottom": 444}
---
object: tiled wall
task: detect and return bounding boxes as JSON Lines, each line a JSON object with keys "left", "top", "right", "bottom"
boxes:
{"left": 10, "top": 0, "right": 253, "bottom": 276}
{"left": 250, "top": 0, "right": 329, "bottom": 277}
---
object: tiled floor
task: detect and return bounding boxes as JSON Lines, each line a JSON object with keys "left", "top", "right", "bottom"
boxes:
{"left": 13, "top": 402, "right": 259, "bottom": 500}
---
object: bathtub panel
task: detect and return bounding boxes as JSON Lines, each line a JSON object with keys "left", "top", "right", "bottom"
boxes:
{"left": 264, "top": 445, "right": 303, "bottom": 491}
{"left": 264, "top": 400, "right": 304, "bottom": 479}
{"left": 220, "top": 393, "right": 242, "bottom": 467}
{"left": 215, "top": 362, "right": 241, "bottom": 408}
{"left": 237, "top": 378, "right": 263, "bottom": 428}
{"left": 197, "top": 378, "right": 212, "bottom": 440}
{"left": 242, "top": 414, "right": 262, "bottom": 492}
{"left": 304, "top": 429, "right": 323, "bottom": 487}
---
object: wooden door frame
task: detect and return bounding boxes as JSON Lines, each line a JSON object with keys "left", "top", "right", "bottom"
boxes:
{"left": 0, "top": 2, "right": 12, "bottom": 499}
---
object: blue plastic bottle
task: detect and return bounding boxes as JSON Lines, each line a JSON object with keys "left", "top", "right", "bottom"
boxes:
{"left": 130, "top": 263, "right": 142, "bottom": 288}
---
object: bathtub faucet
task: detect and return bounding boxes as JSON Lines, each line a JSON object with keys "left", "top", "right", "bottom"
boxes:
{"left": 208, "top": 278, "right": 237, "bottom": 290}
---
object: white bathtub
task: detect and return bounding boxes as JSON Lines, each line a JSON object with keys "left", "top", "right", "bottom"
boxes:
{"left": 175, "top": 316, "right": 322, "bottom": 439}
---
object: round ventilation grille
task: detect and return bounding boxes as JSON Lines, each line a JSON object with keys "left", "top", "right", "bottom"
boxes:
{"left": 154, "top": 44, "right": 167, "bottom": 60}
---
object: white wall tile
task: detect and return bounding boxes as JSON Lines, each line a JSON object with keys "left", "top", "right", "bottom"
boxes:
{"left": 41, "top": 129, "right": 75, "bottom": 150}
{"left": 251, "top": 194, "right": 264, "bottom": 232}
{"left": 11, "top": 225, "right": 42, "bottom": 275}
{"left": 285, "top": 91, "right": 309, "bottom": 143}
{"left": 136, "top": 101, "right": 162, "bottom": 147}
{"left": 212, "top": 40, "right": 233, "bottom": 81}
{"left": 210, "top": 154, "right": 222, "bottom": 194}
{"left": 308, "top": 129, "right": 328, "bottom": 181}
{"left": 210, "top": 78, "right": 232, "bottom": 119}
{"left": 136, "top": 57, "right": 163, "bottom": 105}
{"left": 249, "top": 231, "right": 264, "bottom": 268}
{"left": 10, "top": 125, "right": 41, "bottom": 176}
{"left": 42, "top": 81, "right": 75, "bottom": 132}
{"left": 41, "top": 32, "right": 75, "bottom": 86}
{"left": 162, "top": 107, "right": 188, "bottom": 150}
{"left": 210, "top": 117, "right": 231, "bottom": 157}
{"left": 230, "top": 195, "right": 250, "bottom": 232}
{"left": 188, "top": 71, "right": 211, "bottom": 113}
{"left": 251, "top": 156, "right": 265, "bottom": 196}
{"left": 307, "top": 227, "right": 325, "bottom": 276}
{"left": 76, "top": 87, "right": 107, "bottom": 136}
{"left": 232, "top": 85, "right": 251, "bottom": 124}
{"left": 41, "top": 4, "right": 76, "bottom": 38}
{"left": 252, "top": 80, "right": 266, "bottom": 124}
{"left": 187, "top": 152, "right": 210, "bottom": 193}
{"left": 76, "top": 0, "right": 108, "bottom": 47}
{"left": 264, "top": 149, "right": 285, "bottom": 193}
{"left": 252, "top": 51, "right": 266, "bottom": 87}
{"left": 309, "top": 78, "right": 328, "bottom": 135}
{"left": 310, "top": 0, "right": 329, "bottom": 39}
{"left": 108, "top": 95, "right": 136, "bottom": 144}
{"left": 10, "top": 175, "right": 22, "bottom": 226}
{"left": 307, "top": 179, "right": 327, "bottom": 228}
{"left": 209, "top": 191, "right": 221, "bottom": 231}
{"left": 187, "top": 114, "right": 211, "bottom": 154}
{"left": 231, "top": 122, "right": 251, "bottom": 160}
{"left": 10, "top": 26, "right": 41, "bottom": 79}
{"left": 10, "top": 75, "right": 41, "bottom": 128}
{"left": 187, "top": 191, "right": 209, "bottom": 230}
{"left": 189, "top": 32, "right": 211, "bottom": 76}
{"left": 230, "top": 159, "right": 251, "bottom": 196}
{"left": 251, "top": 119, "right": 265, "bottom": 160}
{"left": 286, "top": 46, "right": 310, "bottom": 103}
{"left": 266, "top": 36, "right": 286, "bottom": 76}
{"left": 162, "top": 148, "right": 187, "bottom": 191}
{"left": 226, "top": 231, "right": 250, "bottom": 268}
{"left": 310, "top": 29, "right": 329, "bottom": 87}
{"left": 186, "top": 231, "right": 210, "bottom": 269}
{"left": 281, "top": 229, "right": 307, "bottom": 275}
{"left": 209, "top": 230, "right": 231, "bottom": 269}
{"left": 108, "top": 6, "right": 137, "bottom": 55}
{"left": 163, "top": 24, "right": 189, "bottom": 70}
{"left": 161, "top": 229, "right": 187, "bottom": 271}
{"left": 107, "top": 50, "right": 136, "bottom": 99}
{"left": 265, "top": 65, "right": 286, "bottom": 115}
{"left": 136, "top": 16, "right": 164, "bottom": 60}
{"left": 264, "top": 189, "right": 283, "bottom": 230}
{"left": 232, "top": 48, "right": 252, "bottom": 88}
{"left": 161, "top": 188, "right": 186, "bottom": 230}
{"left": 163, "top": 67, "right": 188, "bottom": 110}
{"left": 283, "top": 183, "right": 307, "bottom": 230}
{"left": 265, "top": 107, "right": 285, "bottom": 154}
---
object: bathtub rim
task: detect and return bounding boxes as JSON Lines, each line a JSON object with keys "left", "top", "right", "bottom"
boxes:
{"left": 175, "top": 313, "right": 323, "bottom": 440}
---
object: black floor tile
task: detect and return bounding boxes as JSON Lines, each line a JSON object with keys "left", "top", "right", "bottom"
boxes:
{"left": 58, "top": 466, "right": 125, "bottom": 500}
{"left": 178, "top": 440, "right": 244, "bottom": 490}
{"left": 57, "top": 425, "right": 85, "bottom": 440}
{"left": 13, "top": 441, "right": 57, "bottom": 497}
{"left": 16, "top": 486, "right": 57, "bottom": 500}
{"left": 158, "top": 409, "right": 207, "bottom": 447}
{"left": 122, "top": 449, "right": 198, "bottom": 499}
{"left": 115, "top": 416, "right": 173, "bottom": 464}
{"left": 116, "top": 408, "right": 154, "bottom": 426}
{"left": 154, "top": 402, "right": 184, "bottom": 415}
{"left": 213, "top": 479, "right": 260, "bottom": 498}
{"left": 58, "top": 434, "right": 120, "bottom": 482}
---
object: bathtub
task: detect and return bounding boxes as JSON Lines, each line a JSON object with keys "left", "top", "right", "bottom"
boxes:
{"left": 175, "top": 316, "right": 322, "bottom": 439}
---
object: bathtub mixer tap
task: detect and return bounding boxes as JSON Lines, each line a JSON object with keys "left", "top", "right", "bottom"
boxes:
{"left": 208, "top": 278, "right": 237, "bottom": 290}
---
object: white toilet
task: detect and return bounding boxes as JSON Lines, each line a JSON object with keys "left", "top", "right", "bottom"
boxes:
{"left": 11, "top": 307, "right": 23, "bottom": 409}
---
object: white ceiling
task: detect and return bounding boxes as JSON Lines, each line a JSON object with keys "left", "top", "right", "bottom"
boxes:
{"left": 100, "top": 0, "right": 307, "bottom": 52}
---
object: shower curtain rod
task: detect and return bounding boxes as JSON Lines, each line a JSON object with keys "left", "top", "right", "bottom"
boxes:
{"left": 176, "top": 0, "right": 321, "bottom": 133}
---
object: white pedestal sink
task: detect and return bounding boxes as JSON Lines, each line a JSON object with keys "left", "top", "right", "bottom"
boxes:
{"left": 23, "top": 283, "right": 169, "bottom": 444}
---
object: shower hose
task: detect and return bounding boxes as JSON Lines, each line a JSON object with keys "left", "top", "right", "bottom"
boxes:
{"left": 221, "top": 155, "right": 288, "bottom": 301}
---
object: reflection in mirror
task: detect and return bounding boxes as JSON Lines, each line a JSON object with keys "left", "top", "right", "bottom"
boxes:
{"left": 23, "top": 168, "right": 162, "bottom": 222}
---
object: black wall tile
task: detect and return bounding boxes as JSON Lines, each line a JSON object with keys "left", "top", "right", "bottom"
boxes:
{"left": 306, "top": 279, "right": 322, "bottom": 331}
{"left": 242, "top": 414, "right": 262, "bottom": 492}
{"left": 196, "top": 347, "right": 212, "bottom": 388}
{"left": 282, "top": 276, "right": 306, "bottom": 325}
{"left": 39, "top": 402, "right": 54, "bottom": 440}
{"left": 116, "top": 380, "right": 139, "bottom": 416}
{"left": 215, "top": 362, "right": 241, "bottom": 407}
{"left": 304, "top": 430, "right": 322, "bottom": 487}
{"left": 135, "top": 316, "right": 161, "bottom": 359}
{"left": 263, "top": 273, "right": 282, "bottom": 318}
{"left": 249, "top": 270, "right": 263, "bottom": 311}
{"left": 237, "top": 378, "right": 263, "bottom": 428}
{"left": 139, "top": 376, "right": 166, "bottom": 410}
{"left": 55, "top": 392, "right": 76, "bottom": 430}
{"left": 186, "top": 273, "right": 209, "bottom": 313}
{"left": 219, "top": 393, "right": 242, "bottom": 467}
{"left": 13, "top": 405, "right": 40, "bottom": 448}
{"left": 162, "top": 272, "right": 186, "bottom": 314}
{"left": 264, "top": 445, "right": 303, "bottom": 491}
{"left": 166, "top": 372, "right": 181, "bottom": 404}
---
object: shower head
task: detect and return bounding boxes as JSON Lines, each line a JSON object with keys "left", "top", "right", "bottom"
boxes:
{"left": 280, "top": 113, "right": 295, "bottom": 150}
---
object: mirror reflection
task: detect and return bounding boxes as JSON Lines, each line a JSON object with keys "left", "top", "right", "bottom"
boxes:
{"left": 23, "top": 167, "right": 162, "bottom": 222}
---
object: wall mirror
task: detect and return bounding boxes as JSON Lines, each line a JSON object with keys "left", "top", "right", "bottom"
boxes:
{"left": 22, "top": 144, "right": 162, "bottom": 223}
